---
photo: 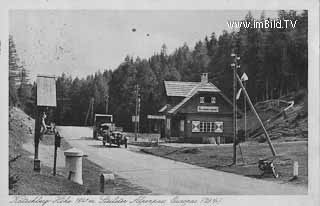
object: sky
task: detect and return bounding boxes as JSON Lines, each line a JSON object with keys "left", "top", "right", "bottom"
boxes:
{"left": 10, "top": 10, "right": 278, "bottom": 80}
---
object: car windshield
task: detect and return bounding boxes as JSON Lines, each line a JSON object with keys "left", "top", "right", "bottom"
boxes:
{"left": 101, "top": 125, "right": 109, "bottom": 130}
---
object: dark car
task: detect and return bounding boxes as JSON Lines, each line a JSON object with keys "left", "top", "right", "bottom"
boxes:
{"left": 100, "top": 124, "right": 127, "bottom": 148}
{"left": 93, "top": 114, "right": 113, "bottom": 139}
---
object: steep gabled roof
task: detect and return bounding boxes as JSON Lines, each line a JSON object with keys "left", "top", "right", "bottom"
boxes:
{"left": 167, "top": 82, "right": 221, "bottom": 114}
{"left": 164, "top": 81, "right": 200, "bottom": 97}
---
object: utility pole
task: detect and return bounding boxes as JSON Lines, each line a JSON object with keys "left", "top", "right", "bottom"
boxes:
{"left": 244, "top": 80, "right": 247, "bottom": 141}
{"left": 137, "top": 94, "right": 141, "bottom": 135}
{"left": 236, "top": 74, "right": 277, "bottom": 156}
{"left": 231, "top": 51, "right": 240, "bottom": 165}
{"left": 134, "top": 85, "right": 140, "bottom": 141}
{"left": 105, "top": 95, "right": 109, "bottom": 114}
{"left": 34, "top": 107, "right": 41, "bottom": 172}
{"left": 84, "top": 97, "right": 94, "bottom": 126}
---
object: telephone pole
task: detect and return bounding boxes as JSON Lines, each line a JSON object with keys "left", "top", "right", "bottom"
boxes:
{"left": 236, "top": 74, "right": 277, "bottom": 156}
{"left": 134, "top": 84, "right": 140, "bottom": 141}
{"left": 231, "top": 51, "right": 240, "bottom": 165}
{"left": 105, "top": 95, "right": 109, "bottom": 114}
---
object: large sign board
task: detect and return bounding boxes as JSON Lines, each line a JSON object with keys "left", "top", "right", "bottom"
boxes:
{"left": 36, "top": 75, "right": 56, "bottom": 107}
{"left": 197, "top": 106, "right": 219, "bottom": 112}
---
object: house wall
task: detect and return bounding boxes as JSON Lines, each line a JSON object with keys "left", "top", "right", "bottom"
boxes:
{"left": 179, "top": 92, "right": 234, "bottom": 142}
{"left": 184, "top": 113, "right": 233, "bottom": 140}
{"left": 162, "top": 91, "right": 236, "bottom": 142}
{"left": 179, "top": 92, "right": 233, "bottom": 114}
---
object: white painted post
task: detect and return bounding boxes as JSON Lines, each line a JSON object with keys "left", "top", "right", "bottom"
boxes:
{"left": 293, "top": 161, "right": 299, "bottom": 178}
{"left": 64, "top": 148, "right": 84, "bottom": 185}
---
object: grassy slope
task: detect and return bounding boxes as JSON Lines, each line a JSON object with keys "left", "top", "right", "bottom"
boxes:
{"left": 142, "top": 142, "right": 307, "bottom": 186}
{"left": 237, "top": 90, "right": 308, "bottom": 142}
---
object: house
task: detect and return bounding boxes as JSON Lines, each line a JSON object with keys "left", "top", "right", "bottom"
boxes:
{"left": 158, "top": 73, "right": 239, "bottom": 143}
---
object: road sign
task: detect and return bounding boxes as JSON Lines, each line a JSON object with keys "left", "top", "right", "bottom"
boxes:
{"left": 36, "top": 75, "right": 56, "bottom": 107}
{"left": 241, "top": 72, "right": 248, "bottom": 81}
{"left": 132, "top": 115, "right": 139, "bottom": 122}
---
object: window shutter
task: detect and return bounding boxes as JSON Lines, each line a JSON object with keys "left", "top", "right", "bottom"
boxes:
{"left": 214, "top": 121, "right": 223, "bottom": 133}
{"left": 192, "top": 121, "right": 200, "bottom": 132}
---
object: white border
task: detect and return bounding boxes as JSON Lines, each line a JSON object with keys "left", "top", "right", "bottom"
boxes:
{"left": 1, "top": 0, "right": 319, "bottom": 206}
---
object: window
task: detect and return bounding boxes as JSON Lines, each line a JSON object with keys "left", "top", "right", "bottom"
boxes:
{"left": 200, "top": 122, "right": 212, "bottom": 132}
{"left": 197, "top": 121, "right": 224, "bottom": 133}
{"left": 210, "top": 122, "right": 215, "bottom": 132}
{"left": 200, "top": 122, "right": 204, "bottom": 132}
{"left": 166, "top": 118, "right": 171, "bottom": 129}
{"left": 206, "top": 122, "right": 211, "bottom": 132}
{"left": 180, "top": 120, "right": 184, "bottom": 132}
{"left": 201, "top": 96, "right": 216, "bottom": 104}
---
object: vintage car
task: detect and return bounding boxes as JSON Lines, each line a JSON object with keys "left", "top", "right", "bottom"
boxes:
{"left": 93, "top": 114, "right": 113, "bottom": 139}
{"left": 98, "top": 124, "right": 127, "bottom": 148}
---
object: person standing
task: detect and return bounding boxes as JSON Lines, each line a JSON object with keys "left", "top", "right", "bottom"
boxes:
{"left": 40, "top": 111, "right": 48, "bottom": 140}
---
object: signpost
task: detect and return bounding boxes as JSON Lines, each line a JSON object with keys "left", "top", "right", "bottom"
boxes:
{"left": 34, "top": 75, "right": 57, "bottom": 172}
{"left": 53, "top": 131, "right": 61, "bottom": 176}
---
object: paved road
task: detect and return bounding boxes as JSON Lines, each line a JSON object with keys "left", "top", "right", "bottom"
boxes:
{"left": 57, "top": 126, "right": 307, "bottom": 195}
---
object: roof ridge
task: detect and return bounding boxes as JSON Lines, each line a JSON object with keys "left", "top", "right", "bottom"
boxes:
{"left": 164, "top": 80, "right": 200, "bottom": 84}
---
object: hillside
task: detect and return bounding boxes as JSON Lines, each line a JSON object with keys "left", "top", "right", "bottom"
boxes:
{"left": 238, "top": 89, "right": 307, "bottom": 142}
{"left": 9, "top": 107, "right": 90, "bottom": 194}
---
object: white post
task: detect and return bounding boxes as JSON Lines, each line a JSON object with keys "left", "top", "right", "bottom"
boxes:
{"left": 64, "top": 148, "right": 84, "bottom": 185}
{"left": 293, "top": 161, "right": 299, "bottom": 178}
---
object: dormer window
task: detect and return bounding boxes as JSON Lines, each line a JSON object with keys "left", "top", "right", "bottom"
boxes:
{"left": 200, "top": 96, "right": 216, "bottom": 104}
{"left": 211, "top": 97, "right": 216, "bottom": 104}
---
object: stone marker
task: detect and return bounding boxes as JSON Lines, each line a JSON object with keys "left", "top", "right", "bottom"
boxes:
{"left": 100, "top": 172, "right": 115, "bottom": 193}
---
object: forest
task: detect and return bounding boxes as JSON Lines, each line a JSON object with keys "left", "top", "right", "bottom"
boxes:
{"left": 9, "top": 10, "right": 308, "bottom": 133}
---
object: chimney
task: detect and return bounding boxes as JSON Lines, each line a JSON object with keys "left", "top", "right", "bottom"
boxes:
{"left": 201, "top": 73, "right": 208, "bottom": 83}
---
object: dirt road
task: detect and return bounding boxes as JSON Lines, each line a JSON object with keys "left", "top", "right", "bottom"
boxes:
{"left": 56, "top": 126, "right": 307, "bottom": 195}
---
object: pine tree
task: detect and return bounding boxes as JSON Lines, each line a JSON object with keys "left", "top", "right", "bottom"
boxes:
{"left": 9, "top": 35, "right": 21, "bottom": 106}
